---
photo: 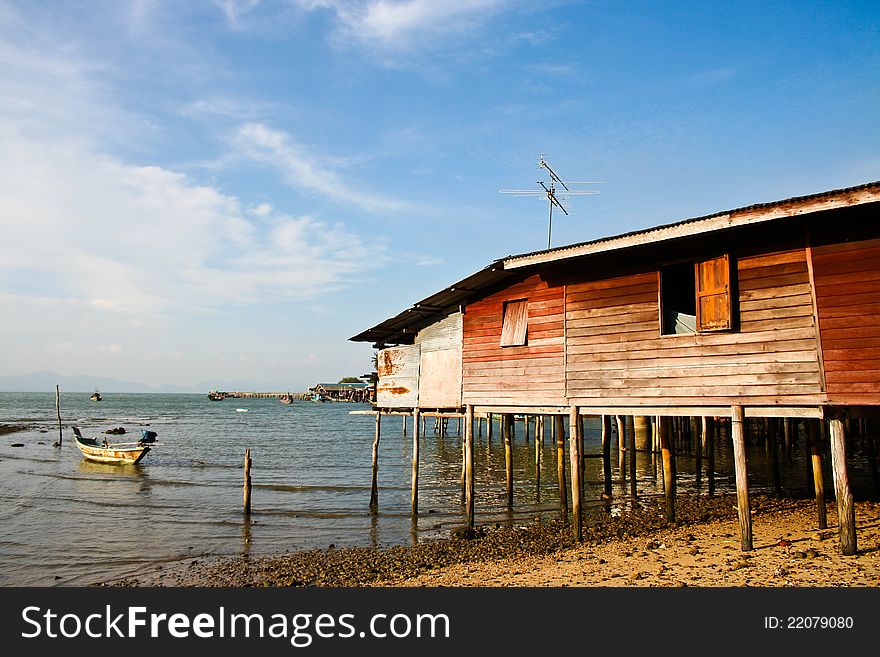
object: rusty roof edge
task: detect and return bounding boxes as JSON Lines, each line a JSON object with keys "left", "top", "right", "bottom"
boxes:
{"left": 349, "top": 259, "right": 510, "bottom": 344}
{"left": 503, "top": 181, "right": 880, "bottom": 270}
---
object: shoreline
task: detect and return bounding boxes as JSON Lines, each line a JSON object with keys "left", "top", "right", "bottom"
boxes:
{"left": 102, "top": 494, "right": 880, "bottom": 588}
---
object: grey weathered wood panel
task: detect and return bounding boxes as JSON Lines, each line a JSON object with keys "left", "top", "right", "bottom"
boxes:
{"left": 376, "top": 345, "right": 420, "bottom": 408}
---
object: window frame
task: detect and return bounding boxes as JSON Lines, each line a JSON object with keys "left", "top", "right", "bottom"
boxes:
{"left": 659, "top": 253, "right": 734, "bottom": 336}
{"left": 499, "top": 298, "right": 529, "bottom": 347}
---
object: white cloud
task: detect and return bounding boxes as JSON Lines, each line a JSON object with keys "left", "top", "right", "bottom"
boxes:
{"left": 0, "top": 15, "right": 385, "bottom": 322}
{"left": 233, "top": 122, "right": 409, "bottom": 213}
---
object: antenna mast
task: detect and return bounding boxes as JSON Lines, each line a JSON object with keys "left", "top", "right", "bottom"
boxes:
{"left": 500, "top": 154, "right": 600, "bottom": 249}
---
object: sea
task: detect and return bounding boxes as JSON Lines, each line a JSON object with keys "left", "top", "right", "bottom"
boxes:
{"left": 0, "top": 392, "right": 863, "bottom": 586}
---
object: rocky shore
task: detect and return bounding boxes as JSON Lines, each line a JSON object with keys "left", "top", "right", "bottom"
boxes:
{"left": 103, "top": 494, "right": 880, "bottom": 588}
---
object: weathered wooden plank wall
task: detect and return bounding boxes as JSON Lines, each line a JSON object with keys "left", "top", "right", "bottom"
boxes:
{"left": 417, "top": 313, "right": 463, "bottom": 408}
{"left": 376, "top": 345, "right": 420, "bottom": 408}
{"left": 462, "top": 274, "right": 566, "bottom": 406}
{"left": 565, "top": 248, "right": 824, "bottom": 406}
{"left": 812, "top": 237, "right": 880, "bottom": 406}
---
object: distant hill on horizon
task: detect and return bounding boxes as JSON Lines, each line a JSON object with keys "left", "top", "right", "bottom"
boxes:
{"left": 0, "top": 371, "right": 297, "bottom": 394}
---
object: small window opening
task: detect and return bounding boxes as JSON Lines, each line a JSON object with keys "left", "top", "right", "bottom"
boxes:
{"left": 661, "top": 262, "right": 696, "bottom": 335}
{"left": 500, "top": 299, "right": 528, "bottom": 346}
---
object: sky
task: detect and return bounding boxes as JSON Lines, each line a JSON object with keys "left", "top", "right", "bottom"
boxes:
{"left": 1, "top": 0, "right": 878, "bottom": 391}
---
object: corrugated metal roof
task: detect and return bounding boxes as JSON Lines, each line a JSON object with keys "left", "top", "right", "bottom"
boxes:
{"left": 350, "top": 181, "right": 880, "bottom": 346}
{"left": 349, "top": 261, "right": 512, "bottom": 345}
{"left": 504, "top": 181, "right": 880, "bottom": 269}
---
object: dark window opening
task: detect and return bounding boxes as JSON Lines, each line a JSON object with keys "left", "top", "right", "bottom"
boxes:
{"left": 661, "top": 262, "right": 697, "bottom": 335}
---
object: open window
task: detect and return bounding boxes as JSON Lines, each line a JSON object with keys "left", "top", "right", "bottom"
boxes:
{"left": 500, "top": 299, "right": 528, "bottom": 346}
{"left": 661, "top": 254, "right": 732, "bottom": 335}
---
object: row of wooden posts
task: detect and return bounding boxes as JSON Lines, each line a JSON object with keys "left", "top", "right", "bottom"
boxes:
{"left": 359, "top": 407, "right": 861, "bottom": 556}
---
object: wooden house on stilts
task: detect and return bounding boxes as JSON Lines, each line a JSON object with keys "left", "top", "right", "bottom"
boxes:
{"left": 351, "top": 182, "right": 880, "bottom": 554}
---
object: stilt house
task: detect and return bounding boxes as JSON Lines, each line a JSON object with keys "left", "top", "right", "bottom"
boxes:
{"left": 351, "top": 182, "right": 880, "bottom": 552}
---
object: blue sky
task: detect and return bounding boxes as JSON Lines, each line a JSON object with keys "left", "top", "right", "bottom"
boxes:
{"left": 1, "top": 0, "right": 878, "bottom": 390}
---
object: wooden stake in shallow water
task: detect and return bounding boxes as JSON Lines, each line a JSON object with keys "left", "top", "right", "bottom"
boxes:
{"left": 465, "top": 405, "right": 475, "bottom": 529}
{"left": 55, "top": 385, "right": 62, "bottom": 447}
{"left": 808, "top": 419, "right": 827, "bottom": 529}
{"left": 829, "top": 418, "right": 857, "bottom": 556}
{"left": 412, "top": 409, "right": 421, "bottom": 515}
{"left": 658, "top": 416, "right": 675, "bottom": 524}
{"left": 370, "top": 412, "right": 381, "bottom": 512}
{"left": 555, "top": 415, "right": 568, "bottom": 514}
{"left": 730, "top": 406, "right": 752, "bottom": 551}
{"left": 243, "top": 448, "right": 252, "bottom": 515}
{"left": 569, "top": 407, "right": 582, "bottom": 542}
{"left": 503, "top": 414, "right": 513, "bottom": 507}
{"left": 601, "top": 415, "right": 612, "bottom": 498}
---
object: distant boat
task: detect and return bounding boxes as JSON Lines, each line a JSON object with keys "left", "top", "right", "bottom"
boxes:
{"left": 236, "top": 408, "right": 249, "bottom": 413}
{"left": 90, "top": 389, "right": 102, "bottom": 402}
{"left": 280, "top": 392, "right": 295, "bottom": 404}
{"left": 310, "top": 392, "right": 328, "bottom": 403}
{"left": 72, "top": 427, "right": 158, "bottom": 465}
{"left": 207, "top": 390, "right": 226, "bottom": 401}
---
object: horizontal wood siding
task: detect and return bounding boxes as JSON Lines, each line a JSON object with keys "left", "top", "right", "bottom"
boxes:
{"left": 812, "top": 237, "right": 880, "bottom": 405}
{"left": 566, "top": 249, "right": 824, "bottom": 407}
{"left": 462, "top": 274, "right": 565, "bottom": 406}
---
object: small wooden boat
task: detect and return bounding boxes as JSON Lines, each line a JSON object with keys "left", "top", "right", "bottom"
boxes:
{"left": 280, "top": 392, "right": 294, "bottom": 404}
{"left": 72, "top": 427, "right": 157, "bottom": 465}
{"left": 90, "top": 389, "right": 102, "bottom": 402}
{"left": 207, "top": 390, "right": 226, "bottom": 401}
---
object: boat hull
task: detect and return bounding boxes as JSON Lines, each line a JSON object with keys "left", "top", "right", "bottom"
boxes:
{"left": 75, "top": 437, "right": 150, "bottom": 465}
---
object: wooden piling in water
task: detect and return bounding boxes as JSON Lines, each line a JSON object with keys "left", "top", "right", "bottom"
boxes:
{"left": 629, "top": 415, "right": 637, "bottom": 499}
{"left": 569, "top": 407, "right": 582, "bottom": 542}
{"left": 616, "top": 415, "right": 626, "bottom": 483}
{"left": 503, "top": 414, "right": 513, "bottom": 507}
{"left": 465, "top": 405, "right": 475, "bottom": 529}
{"left": 402, "top": 414, "right": 406, "bottom": 436}
{"left": 706, "top": 416, "right": 715, "bottom": 496}
{"left": 730, "top": 406, "right": 752, "bottom": 551}
{"left": 829, "top": 418, "right": 857, "bottom": 556}
{"left": 535, "top": 415, "right": 542, "bottom": 474}
{"left": 658, "top": 416, "right": 675, "bottom": 524}
{"left": 55, "top": 385, "right": 62, "bottom": 447}
{"left": 555, "top": 415, "right": 567, "bottom": 513}
{"left": 694, "top": 417, "right": 703, "bottom": 490}
{"left": 412, "top": 409, "right": 421, "bottom": 515}
{"left": 370, "top": 412, "right": 381, "bottom": 512}
{"left": 487, "top": 413, "right": 493, "bottom": 444}
{"left": 243, "top": 448, "right": 252, "bottom": 515}
{"left": 769, "top": 418, "right": 781, "bottom": 497}
{"left": 601, "top": 415, "right": 612, "bottom": 498}
{"left": 808, "top": 419, "right": 827, "bottom": 529}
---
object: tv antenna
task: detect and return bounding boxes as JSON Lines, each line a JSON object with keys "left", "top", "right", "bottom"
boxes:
{"left": 500, "top": 154, "right": 600, "bottom": 249}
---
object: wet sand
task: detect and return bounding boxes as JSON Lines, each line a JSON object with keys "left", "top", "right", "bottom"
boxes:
{"left": 104, "top": 494, "right": 880, "bottom": 587}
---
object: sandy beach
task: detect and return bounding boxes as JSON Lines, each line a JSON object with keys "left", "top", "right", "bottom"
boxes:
{"left": 106, "top": 494, "right": 880, "bottom": 588}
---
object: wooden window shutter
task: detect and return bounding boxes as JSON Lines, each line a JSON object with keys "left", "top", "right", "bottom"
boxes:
{"left": 500, "top": 299, "right": 528, "bottom": 346}
{"left": 695, "top": 254, "right": 732, "bottom": 331}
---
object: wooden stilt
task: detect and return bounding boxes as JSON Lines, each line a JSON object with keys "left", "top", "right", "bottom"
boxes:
{"left": 370, "top": 412, "right": 381, "bottom": 512}
{"left": 535, "top": 416, "right": 542, "bottom": 473}
{"left": 730, "top": 406, "right": 752, "bottom": 551}
{"left": 653, "top": 415, "right": 660, "bottom": 453}
{"left": 706, "top": 417, "right": 715, "bottom": 496}
{"left": 658, "top": 416, "right": 675, "bottom": 524}
{"left": 465, "top": 405, "right": 475, "bottom": 529}
{"left": 524, "top": 415, "right": 530, "bottom": 444}
{"left": 829, "top": 418, "right": 857, "bottom": 556}
{"left": 555, "top": 415, "right": 568, "bottom": 513}
{"left": 695, "top": 417, "right": 703, "bottom": 490}
{"left": 243, "top": 448, "right": 252, "bottom": 515}
{"left": 808, "top": 419, "right": 827, "bottom": 529}
{"left": 477, "top": 415, "right": 482, "bottom": 439}
{"left": 412, "top": 409, "right": 421, "bottom": 515}
{"left": 629, "top": 415, "right": 637, "bottom": 499}
{"left": 616, "top": 415, "right": 626, "bottom": 483}
{"left": 803, "top": 419, "right": 814, "bottom": 495}
{"left": 504, "top": 414, "right": 513, "bottom": 507}
{"left": 602, "top": 415, "right": 612, "bottom": 498}
{"left": 866, "top": 431, "right": 879, "bottom": 496}
{"left": 402, "top": 414, "right": 406, "bottom": 437}
{"left": 769, "top": 418, "right": 781, "bottom": 497}
{"left": 55, "top": 384, "right": 62, "bottom": 446}
{"left": 487, "top": 413, "right": 493, "bottom": 444}
{"left": 569, "top": 406, "right": 582, "bottom": 541}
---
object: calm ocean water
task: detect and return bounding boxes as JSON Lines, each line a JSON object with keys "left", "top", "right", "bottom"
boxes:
{"left": 0, "top": 392, "right": 860, "bottom": 586}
